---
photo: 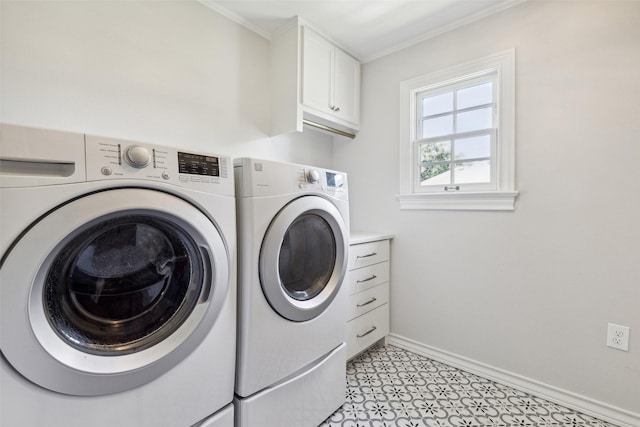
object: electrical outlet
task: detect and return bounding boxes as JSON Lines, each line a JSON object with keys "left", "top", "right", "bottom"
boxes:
{"left": 606, "top": 323, "right": 630, "bottom": 351}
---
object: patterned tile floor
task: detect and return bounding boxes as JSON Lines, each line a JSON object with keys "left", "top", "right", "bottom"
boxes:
{"left": 320, "top": 345, "right": 617, "bottom": 427}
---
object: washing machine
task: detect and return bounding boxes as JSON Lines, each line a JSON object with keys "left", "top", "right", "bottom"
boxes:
{"left": 0, "top": 124, "right": 236, "bottom": 427}
{"left": 233, "top": 158, "right": 349, "bottom": 427}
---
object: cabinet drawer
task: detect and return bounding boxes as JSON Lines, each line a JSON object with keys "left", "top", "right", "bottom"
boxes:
{"left": 347, "top": 261, "right": 388, "bottom": 295}
{"left": 347, "top": 283, "right": 389, "bottom": 320}
{"left": 348, "top": 240, "right": 389, "bottom": 270}
{"left": 346, "top": 304, "right": 389, "bottom": 360}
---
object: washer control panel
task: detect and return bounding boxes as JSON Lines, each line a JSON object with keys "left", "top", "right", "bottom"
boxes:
{"left": 85, "top": 134, "right": 231, "bottom": 194}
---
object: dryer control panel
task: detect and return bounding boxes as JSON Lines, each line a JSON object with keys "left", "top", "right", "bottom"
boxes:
{"left": 85, "top": 135, "right": 232, "bottom": 195}
{"left": 297, "top": 167, "right": 345, "bottom": 190}
{"left": 234, "top": 157, "right": 348, "bottom": 201}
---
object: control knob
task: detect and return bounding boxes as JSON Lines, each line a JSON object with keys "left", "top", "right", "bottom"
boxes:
{"left": 124, "top": 145, "right": 151, "bottom": 168}
{"left": 307, "top": 169, "right": 321, "bottom": 183}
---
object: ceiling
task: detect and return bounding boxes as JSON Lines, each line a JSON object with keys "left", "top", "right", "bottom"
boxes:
{"left": 200, "top": 0, "right": 525, "bottom": 62}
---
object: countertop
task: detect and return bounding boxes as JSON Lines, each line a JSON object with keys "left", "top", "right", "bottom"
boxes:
{"left": 350, "top": 231, "right": 394, "bottom": 245}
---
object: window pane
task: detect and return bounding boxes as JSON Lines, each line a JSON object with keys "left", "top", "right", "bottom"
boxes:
{"left": 420, "top": 141, "right": 451, "bottom": 163}
{"left": 457, "top": 82, "right": 492, "bottom": 109}
{"left": 454, "top": 135, "right": 491, "bottom": 160}
{"left": 422, "top": 91, "right": 453, "bottom": 116}
{"left": 453, "top": 159, "right": 491, "bottom": 184}
{"left": 456, "top": 107, "right": 492, "bottom": 133}
{"left": 422, "top": 114, "right": 453, "bottom": 138}
{"left": 420, "top": 162, "right": 451, "bottom": 186}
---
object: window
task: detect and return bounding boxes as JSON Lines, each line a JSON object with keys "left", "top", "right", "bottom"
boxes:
{"left": 399, "top": 49, "right": 518, "bottom": 210}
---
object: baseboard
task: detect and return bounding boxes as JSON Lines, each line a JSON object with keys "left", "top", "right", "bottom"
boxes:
{"left": 387, "top": 334, "right": 639, "bottom": 427}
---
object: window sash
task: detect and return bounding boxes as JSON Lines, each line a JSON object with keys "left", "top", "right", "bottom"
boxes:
{"left": 413, "top": 74, "right": 497, "bottom": 193}
{"left": 414, "top": 129, "right": 497, "bottom": 193}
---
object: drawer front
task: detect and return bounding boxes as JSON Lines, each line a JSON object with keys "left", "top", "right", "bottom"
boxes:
{"left": 346, "top": 304, "right": 389, "bottom": 360}
{"left": 347, "top": 261, "right": 388, "bottom": 295}
{"left": 348, "top": 240, "right": 389, "bottom": 270}
{"left": 347, "top": 283, "right": 389, "bottom": 320}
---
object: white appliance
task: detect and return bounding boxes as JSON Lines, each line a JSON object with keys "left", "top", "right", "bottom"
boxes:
{"left": 233, "top": 158, "right": 349, "bottom": 427}
{"left": 0, "top": 124, "right": 236, "bottom": 427}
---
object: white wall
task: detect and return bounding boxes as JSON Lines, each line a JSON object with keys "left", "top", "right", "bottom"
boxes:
{"left": 4, "top": 0, "right": 639, "bottom": 421}
{"left": 0, "top": 0, "right": 333, "bottom": 167}
{"left": 334, "top": 0, "right": 640, "bottom": 419}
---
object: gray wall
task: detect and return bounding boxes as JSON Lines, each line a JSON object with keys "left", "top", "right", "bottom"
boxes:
{"left": 1, "top": 0, "right": 334, "bottom": 166}
{"left": 334, "top": 0, "right": 640, "bottom": 416}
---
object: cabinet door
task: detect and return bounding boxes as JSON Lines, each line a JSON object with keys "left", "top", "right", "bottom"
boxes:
{"left": 302, "top": 28, "right": 333, "bottom": 114}
{"left": 333, "top": 48, "right": 360, "bottom": 125}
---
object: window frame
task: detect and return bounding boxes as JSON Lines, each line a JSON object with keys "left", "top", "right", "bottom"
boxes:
{"left": 398, "top": 49, "right": 518, "bottom": 211}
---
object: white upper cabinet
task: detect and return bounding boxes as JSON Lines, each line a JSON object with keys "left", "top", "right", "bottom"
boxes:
{"left": 332, "top": 48, "right": 361, "bottom": 126}
{"left": 301, "top": 29, "right": 333, "bottom": 113}
{"left": 270, "top": 18, "right": 361, "bottom": 139}
{"left": 302, "top": 28, "right": 361, "bottom": 127}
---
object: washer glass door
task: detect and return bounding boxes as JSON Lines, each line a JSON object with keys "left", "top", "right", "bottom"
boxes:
{"left": 260, "top": 196, "right": 348, "bottom": 322}
{"left": 0, "top": 188, "right": 229, "bottom": 396}
{"left": 45, "top": 215, "right": 203, "bottom": 355}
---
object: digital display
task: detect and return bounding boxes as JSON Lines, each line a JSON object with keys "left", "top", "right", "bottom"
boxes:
{"left": 326, "top": 172, "right": 344, "bottom": 188}
{"left": 178, "top": 152, "right": 220, "bottom": 176}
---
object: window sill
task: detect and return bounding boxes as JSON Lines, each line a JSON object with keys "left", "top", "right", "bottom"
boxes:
{"left": 397, "top": 191, "right": 519, "bottom": 211}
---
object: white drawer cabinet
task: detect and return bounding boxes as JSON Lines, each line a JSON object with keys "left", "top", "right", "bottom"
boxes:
{"left": 346, "top": 304, "right": 389, "bottom": 359}
{"left": 347, "top": 261, "right": 389, "bottom": 295}
{"left": 347, "top": 282, "right": 389, "bottom": 320}
{"left": 347, "top": 239, "right": 389, "bottom": 270}
{"left": 346, "top": 235, "right": 392, "bottom": 360}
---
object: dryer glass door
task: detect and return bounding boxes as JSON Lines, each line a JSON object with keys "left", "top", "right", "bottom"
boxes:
{"left": 279, "top": 213, "right": 336, "bottom": 301}
{"left": 260, "top": 196, "right": 348, "bottom": 322}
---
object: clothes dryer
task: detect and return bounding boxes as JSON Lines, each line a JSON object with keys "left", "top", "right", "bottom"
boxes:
{"left": 0, "top": 124, "right": 236, "bottom": 427}
{"left": 233, "top": 158, "right": 349, "bottom": 427}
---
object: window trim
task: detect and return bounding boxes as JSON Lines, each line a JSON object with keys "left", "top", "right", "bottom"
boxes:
{"left": 398, "top": 49, "right": 518, "bottom": 211}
